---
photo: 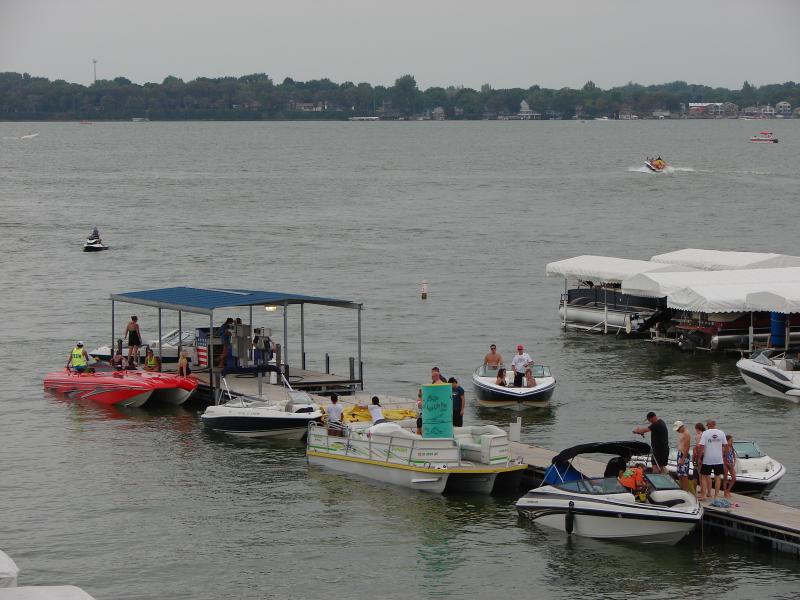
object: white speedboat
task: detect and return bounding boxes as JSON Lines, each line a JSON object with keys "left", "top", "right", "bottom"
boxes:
{"left": 737, "top": 349, "right": 800, "bottom": 402}
{"left": 659, "top": 441, "right": 785, "bottom": 497}
{"left": 90, "top": 328, "right": 195, "bottom": 363}
{"left": 83, "top": 236, "right": 109, "bottom": 252}
{"left": 201, "top": 377, "right": 323, "bottom": 438}
{"left": 516, "top": 441, "right": 702, "bottom": 545}
{"left": 472, "top": 364, "right": 555, "bottom": 409}
{"left": 307, "top": 422, "right": 526, "bottom": 494}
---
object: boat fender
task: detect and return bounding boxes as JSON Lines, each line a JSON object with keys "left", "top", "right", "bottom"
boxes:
{"left": 565, "top": 501, "right": 575, "bottom": 534}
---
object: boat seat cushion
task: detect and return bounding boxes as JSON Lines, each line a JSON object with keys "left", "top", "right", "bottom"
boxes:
{"left": 368, "top": 422, "right": 421, "bottom": 439}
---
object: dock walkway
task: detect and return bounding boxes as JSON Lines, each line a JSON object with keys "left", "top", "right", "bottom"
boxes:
{"left": 510, "top": 441, "right": 800, "bottom": 556}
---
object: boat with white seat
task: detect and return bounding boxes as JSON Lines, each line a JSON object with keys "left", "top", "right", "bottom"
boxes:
{"left": 658, "top": 441, "right": 785, "bottom": 497}
{"left": 201, "top": 376, "right": 323, "bottom": 438}
{"left": 516, "top": 441, "right": 702, "bottom": 545}
{"left": 737, "top": 349, "right": 800, "bottom": 402}
{"left": 472, "top": 364, "right": 555, "bottom": 408}
{"left": 307, "top": 422, "right": 525, "bottom": 494}
{"left": 90, "top": 329, "right": 195, "bottom": 363}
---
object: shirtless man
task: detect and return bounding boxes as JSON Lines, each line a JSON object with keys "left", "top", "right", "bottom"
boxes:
{"left": 673, "top": 421, "right": 691, "bottom": 491}
{"left": 483, "top": 344, "right": 504, "bottom": 368}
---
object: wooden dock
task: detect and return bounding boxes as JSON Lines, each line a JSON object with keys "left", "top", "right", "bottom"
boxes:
{"left": 509, "top": 441, "right": 800, "bottom": 557}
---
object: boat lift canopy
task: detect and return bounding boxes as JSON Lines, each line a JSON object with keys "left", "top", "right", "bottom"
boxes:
{"left": 746, "top": 284, "right": 800, "bottom": 314}
{"left": 108, "top": 286, "right": 363, "bottom": 395}
{"left": 545, "top": 255, "right": 695, "bottom": 284}
{"left": 650, "top": 249, "right": 800, "bottom": 271}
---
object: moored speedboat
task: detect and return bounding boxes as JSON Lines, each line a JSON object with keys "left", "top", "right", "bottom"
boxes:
{"left": 307, "top": 422, "right": 525, "bottom": 493}
{"left": 201, "top": 377, "right": 323, "bottom": 438}
{"left": 472, "top": 364, "right": 555, "bottom": 409}
{"left": 737, "top": 349, "right": 800, "bottom": 402}
{"left": 516, "top": 441, "right": 702, "bottom": 545}
{"left": 749, "top": 131, "right": 778, "bottom": 143}
{"left": 660, "top": 441, "right": 785, "bottom": 497}
{"left": 124, "top": 371, "right": 198, "bottom": 405}
{"left": 43, "top": 369, "right": 155, "bottom": 407}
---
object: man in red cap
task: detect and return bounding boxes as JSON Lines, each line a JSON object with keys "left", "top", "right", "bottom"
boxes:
{"left": 510, "top": 344, "right": 532, "bottom": 387}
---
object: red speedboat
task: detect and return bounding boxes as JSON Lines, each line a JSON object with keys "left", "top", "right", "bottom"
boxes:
{"left": 43, "top": 370, "right": 156, "bottom": 407}
{"left": 124, "top": 371, "right": 198, "bottom": 405}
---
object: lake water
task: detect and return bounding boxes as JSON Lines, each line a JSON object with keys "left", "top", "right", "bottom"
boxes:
{"left": 1, "top": 119, "right": 799, "bottom": 599}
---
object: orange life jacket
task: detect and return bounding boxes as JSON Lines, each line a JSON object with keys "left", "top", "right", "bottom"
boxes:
{"left": 619, "top": 467, "right": 645, "bottom": 490}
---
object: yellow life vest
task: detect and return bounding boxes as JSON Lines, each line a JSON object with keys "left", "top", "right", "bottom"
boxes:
{"left": 145, "top": 354, "right": 158, "bottom": 369}
{"left": 71, "top": 347, "right": 87, "bottom": 367}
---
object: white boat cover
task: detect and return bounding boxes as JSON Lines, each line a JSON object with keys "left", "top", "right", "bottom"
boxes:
{"left": 746, "top": 283, "right": 800, "bottom": 314}
{"left": 0, "top": 550, "right": 19, "bottom": 588}
{"left": 545, "top": 255, "right": 696, "bottom": 283}
{"left": 665, "top": 283, "right": 789, "bottom": 313}
{"left": 0, "top": 587, "right": 96, "bottom": 599}
{"left": 622, "top": 267, "right": 800, "bottom": 300}
{"left": 650, "top": 249, "right": 800, "bottom": 271}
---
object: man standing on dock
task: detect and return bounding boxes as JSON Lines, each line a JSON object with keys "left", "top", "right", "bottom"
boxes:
{"left": 449, "top": 377, "right": 465, "bottom": 427}
{"left": 698, "top": 420, "right": 726, "bottom": 501}
{"left": 633, "top": 412, "right": 669, "bottom": 474}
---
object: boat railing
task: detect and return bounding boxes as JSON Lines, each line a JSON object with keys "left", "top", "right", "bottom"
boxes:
{"left": 308, "top": 422, "right": 461, "bottom": 468}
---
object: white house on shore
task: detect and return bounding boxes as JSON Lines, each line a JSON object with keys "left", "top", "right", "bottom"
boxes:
{"left": 776, "top": 101, "right": 792, "bottom": 116}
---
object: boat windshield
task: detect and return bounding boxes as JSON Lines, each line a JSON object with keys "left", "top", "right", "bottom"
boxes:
{"left": 733, "top": 441, "right": 764, "bottom": 459}
{"left": 554, "top": 477, "right": 628, "bottom": 495}
{"left": 478, "top": 364, "right": 550, "bottom": 378}
{"left": 644, "top": 473, "right": 680, "bottom": 490}
{"left": 751, "top": 352, "right": 775, "bottom": 366}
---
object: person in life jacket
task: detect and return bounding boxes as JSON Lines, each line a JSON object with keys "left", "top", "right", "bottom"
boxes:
{"left": 143, "top": 348, "right": 161, "bottom": 372}
{"left": 67, "top": 341, "right": 89, "bottom": 373}
{"left": 618, "top": 463, "right": 647, "bottom": 495}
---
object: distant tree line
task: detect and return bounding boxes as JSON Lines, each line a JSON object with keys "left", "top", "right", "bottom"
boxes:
{"left": 0, "top": 71, "right": 798, "bottom": 120}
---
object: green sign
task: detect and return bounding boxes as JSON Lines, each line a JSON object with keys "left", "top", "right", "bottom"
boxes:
{"left": 422, "top": 383, "right": 453, "bottom": 438}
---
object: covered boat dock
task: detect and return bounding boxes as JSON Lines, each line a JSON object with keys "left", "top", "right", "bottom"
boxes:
{"left": 108, "top": 286, "right": 364, "bottom": 397}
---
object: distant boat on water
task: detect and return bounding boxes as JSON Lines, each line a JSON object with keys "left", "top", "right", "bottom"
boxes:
{"left": 749, "top": 131, "right": 778, "bottom": 143}
{"left": 348, "top": 116, "right": 379, "bottom": 121}
{"left": 131, "top": 117, "right": 150, "bottom": 122}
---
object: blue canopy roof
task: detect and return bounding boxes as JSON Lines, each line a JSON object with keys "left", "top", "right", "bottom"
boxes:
{"left": 109, "top": 286, "right": 361, "bottom": 315}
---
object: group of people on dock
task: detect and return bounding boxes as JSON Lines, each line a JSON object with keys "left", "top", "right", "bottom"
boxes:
{"left": 484, "top": 344, "right": 536, "bottom": 387}
{"left": 633, "top": 411, "right": 736, "bottom": 502}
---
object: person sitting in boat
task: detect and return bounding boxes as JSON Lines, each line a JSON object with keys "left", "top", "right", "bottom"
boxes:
{"left": 67, "top": 341, "right": 90, "bottom": 373}
{"left": 367, "top": 396, "right": 387, "bottom": 425}
{"left": 110, "top": 349, "right": 128, "bottom": 370}
{"left": 495, "top": 368, "right": 508, "bottom": 387}
{"left": 89, "top": 226, "right": 101, "bottom": 242}
{"left": 143, "top": 348, "right": 161, "bottom": 372}
{"left": 524, "top": 367, "right": 536, "bottom": 388}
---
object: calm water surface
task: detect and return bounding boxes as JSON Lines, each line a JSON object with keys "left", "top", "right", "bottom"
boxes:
{"left": 1, "top": 120, "right": 799, "bottom": 599}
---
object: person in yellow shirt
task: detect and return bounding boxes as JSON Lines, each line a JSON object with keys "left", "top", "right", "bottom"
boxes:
{"left": 67, "top": 341, "right": 89, "bottom": 373}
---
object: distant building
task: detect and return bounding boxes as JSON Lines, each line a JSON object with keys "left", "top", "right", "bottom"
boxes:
{"left": 723, "top": 102, "right": 739, "bottom": 117}
{"left": 761, "top": 105, "right": 776, "bottom": 118}
{"left": 688, "top": 102, "right": 723, "bottom": 116}
{"left": 618, "top": 105, "right": 638, "bottom": 120}
{"left": 794, "top": 107, "right": 800, "bottom": 118}
{"left": 432, "top": 106, "right": 445, "bottom": 120}
{"left": 518, "top": 100, "right": 533, "bottom": 119}
{"left": 776, "top": 101, "right": 792, "bottom": 116}
{"left": 652, "top": 109, "right": 671, "bottom": 119}
{"left": 742, "top": 106, "right": 760, "bottom": 117}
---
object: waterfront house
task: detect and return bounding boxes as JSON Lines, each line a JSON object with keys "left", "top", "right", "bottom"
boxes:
{"left": 761, "top": 105, "right": 776, "bottom": 118}
{"left": 652, "top": 109, "right": 671, "bottom": 119}
{"left": 776, "top": 101, "right": 792, "bottom": 116}
{"left": 518, "top": 100, "right": 540, "bottom": 120}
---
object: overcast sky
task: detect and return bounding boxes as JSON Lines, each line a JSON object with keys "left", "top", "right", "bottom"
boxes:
{"left": 1, "top": 0, "right": 798, "bottom": 90}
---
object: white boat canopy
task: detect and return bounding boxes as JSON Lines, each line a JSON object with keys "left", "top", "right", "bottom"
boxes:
{"left": 650, "top": 249, "right": 800, "bottom": 271}
{"left": 622, "top": 267, "right": 800, "bottom": 300}
{"left": 545, "top": 255, "right": 696, "bottom": 284}
{"left": 746, "top": 283, "right": 800, "bottom": 314}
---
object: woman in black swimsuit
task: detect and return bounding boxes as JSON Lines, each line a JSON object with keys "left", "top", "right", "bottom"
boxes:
{"left": 126, "top": 316, "right": 142, "bottom": 365}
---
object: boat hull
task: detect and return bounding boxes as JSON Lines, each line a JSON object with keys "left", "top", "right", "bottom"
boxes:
{"left": 518, "top": 502, "right": 697, "bottom": 545}
{"left": 43, "top": 372, "right": 154, "bottom": 407}
{"left": 201, "top": 412, "right": 320, "bottom": 439}
{"left": 737, "top": 358, "right": 800, "bottom": 402}
{"left": 308, "top": 452, "right": 451, "bottom": 493}
{"left": 472, "top": 376, "right": 555, "bottom": 408}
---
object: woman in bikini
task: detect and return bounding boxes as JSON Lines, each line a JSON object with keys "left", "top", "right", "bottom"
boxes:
{"left": 125, "top": 316, "right": 142, "bottom": 366}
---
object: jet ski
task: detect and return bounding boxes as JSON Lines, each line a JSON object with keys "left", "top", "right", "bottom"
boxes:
{"left": 83, "top": 230, "right": 109, "bottom": 252}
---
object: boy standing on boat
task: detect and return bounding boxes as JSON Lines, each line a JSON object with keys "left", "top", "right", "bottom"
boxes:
{"left": 483, "top": 344, "right": 504, "bottom": 368}
{"left": 673, "top": 421, "right": 691, "bottom": 491}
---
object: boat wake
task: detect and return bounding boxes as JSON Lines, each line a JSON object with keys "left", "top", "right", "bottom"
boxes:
{"left": 628, "top": 166, "right": 694, "bottom": 174}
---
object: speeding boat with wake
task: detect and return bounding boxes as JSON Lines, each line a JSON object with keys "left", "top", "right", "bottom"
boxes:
{"left": 736, "top": 348, "right": 800, "bottom": 402}
{"left": 644, "top": 157, "right": 669, "bottom": 172}
{"left": 44, "top": 369, "right": 155, "bottom": 407}
{"left": 472, "top": 364, "right": 555, "bottom": 408}
{"left": 516, "top": 441, "right": 702, "bottom": 545}
{"left": 200, "top": 376, "right": 323, "bottom": 438}
{"left": 749, "top": 131, "right": 778, "bottom": 143}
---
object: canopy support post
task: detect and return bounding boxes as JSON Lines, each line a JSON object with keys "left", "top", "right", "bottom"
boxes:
{"left": 300, "top": 303, "right": 305, "bottom": 370}
{"left": 358, "top": 305, "right": 363, "bottom": 384}
{"left": 178, "top": 310, "right": 182, "bottom": 357}
{"left": 603, "top": 286, "right": 608, "bottom": 335}
{"left": 563, "top": 280, "right": 568, "bottom": 330}
{"left": 283, "top": 301, "right": 289, "bottom": 377}
{"left": 209, "top": 311, "right": 214, "bottom": 400}
{"left": 111, "top": 299, "right": 115, "bottom": 353}
{"left": 157, "top": 308, "right": 163, "bottom": 371}
{"left": 748, "top": 312, "right": 753, "bottom": 353}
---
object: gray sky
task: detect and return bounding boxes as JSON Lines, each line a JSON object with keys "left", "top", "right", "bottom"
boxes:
{"left": 2, "top": 0, "right": 798, "bottom": 89}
